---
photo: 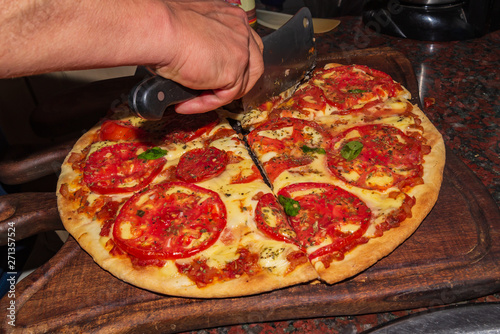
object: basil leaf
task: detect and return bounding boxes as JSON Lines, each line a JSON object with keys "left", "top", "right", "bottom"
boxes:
{"left": 341, "top": 141, "right": 363, "bottom": 161}
{"left": 137, "top": 147, "right": 167, "bottom": 160}
{"left": 348, "top": 89, "right": 369, "bottom": 94}
{"left": 278, "top": 195, "right": 301, "bottom": 217}
{"left": 301, "top": 145, "right": 326, "bottom": 155}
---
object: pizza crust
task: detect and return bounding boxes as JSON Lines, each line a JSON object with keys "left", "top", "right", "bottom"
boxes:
{"left": 69, "top": 222, "right": 317, "bottom": 298}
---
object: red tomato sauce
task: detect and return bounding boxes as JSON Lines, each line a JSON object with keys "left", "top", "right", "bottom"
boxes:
{"left": 175, "top": 247, "right": 260, "bottom": 288}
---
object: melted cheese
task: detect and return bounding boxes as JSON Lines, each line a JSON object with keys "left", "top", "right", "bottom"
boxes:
{"left": 203, "top": 244, "right": 240, "bottom": 268}
{"left": 376, "top": 115, "right": 415, "bottom": 132}
{"left": 88, "top": 140, "right": 117, "bottom": 157}
{"left": 75, "top": 107, "right": 420, "bottom": 283}
{"left": 340, "top": 223, "right": 362, "bottom": 233}
{"left": 260, "top": 207, "right": 278, "bottom": 227}
{"left": 333, "top": 130, "right": 361, "bottom": 150}
{"left": 258, "top": 151, "right": 277, "bottom": 164}
{"left": 386, "top": 100, "right": 407, "bottom": 110}
{"left": 257, "top": 245, "right": 289, "bottom": 275}
{"left": 365, "top": 169, "right": 394, "bottom": 188}
{"left": 319, "top": 99, "right": 417, "bottom": 135}
{"left": 247, "top": 239, "right": 293, "bottom": 276}
{"left": 241, "top": 108, "right": 269, "bottom": 130}
{"left": 257, "top": 126, "right": 294, "bottom": 140}
{"left": 158, "top": 263, "right": 185, "bottom": 281}
{"left": 117, "top": 222, "right": 134, "bottom": 240}
{"left": 341, "top": 170, "right": 361, "bottom": 182}
{"left": 302, "top": 126, "right": 324, "bottom": 146}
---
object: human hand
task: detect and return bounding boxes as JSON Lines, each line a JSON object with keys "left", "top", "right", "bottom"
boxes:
{"left": 0, "top": 0, "right": 263, "bottom": 114}
{"left": 154, "top": 0, "right": 264, "bottom": 114}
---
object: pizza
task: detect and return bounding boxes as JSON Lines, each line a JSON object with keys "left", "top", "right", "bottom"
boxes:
{"left": 57, "top": 63, "right": 445, "bottom": 298}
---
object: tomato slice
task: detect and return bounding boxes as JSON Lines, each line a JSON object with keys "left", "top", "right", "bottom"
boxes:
{"left": 99, "top": 120, "right": 146, "bottom": 141}
{"left": 113, "top": 181, "right": 227, "bottom": 260}
{"left": 277, "top": 182, "right": 371, "bottom": 260}
{"left": 83, "top": 142, "right": 166, "bottom": 194}
{"left": 162, "top": 110, "right": 219, "bottom": 143}
{"left": 247, "top": 118, "right": 332, "bottom": 182}
{"left": 326, "top": 124, "right": 424, "bottom": 191}
{"left": 313, "top": 64, "right": 403, "bottom": 110}
{"left": 283, "top": 85, "right": 327, "bottom": 111}
{"left": 255, "top": 193, "right": 300, "bottom": 246}
{"left": 176, "top": 146, "right": 228, "bottom": 183}
{"left": 230, "top": 165, "right": 263, "bottom": 184}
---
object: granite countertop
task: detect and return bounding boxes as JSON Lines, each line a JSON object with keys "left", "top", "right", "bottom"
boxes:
{"left": 180, "top": 16, "right": 500, "bottom": 334}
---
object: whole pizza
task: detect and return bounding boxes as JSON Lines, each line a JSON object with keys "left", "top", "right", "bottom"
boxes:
{"left": 57, "top": 63, "right": 445, "bottom": 298}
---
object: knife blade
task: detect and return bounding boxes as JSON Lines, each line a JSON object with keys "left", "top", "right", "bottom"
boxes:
{"left": 256, "top": 9, "right": 340, "bottom": 34}
{"left": 128, "top": 7, "right": 316, "bottom": 120}
{"left": 242, "top": 7, "right": 316, "bottom": 112}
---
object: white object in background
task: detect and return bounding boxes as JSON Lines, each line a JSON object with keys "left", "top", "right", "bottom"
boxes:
{"left": 256, "top": 9, "right": 340, "bottom": 33}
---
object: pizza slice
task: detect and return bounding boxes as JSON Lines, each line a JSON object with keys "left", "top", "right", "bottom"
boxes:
{"left": 240, "top": 63, "right": 411, "bottom": 131}
{"left": 57, "top": 106, "right": 317, "bottom": 298}
{"left": 244, "top": 67, "right": 445, "bottom": 284}
{"left": 245, "top": 119, "right": 420, "bottom": 282}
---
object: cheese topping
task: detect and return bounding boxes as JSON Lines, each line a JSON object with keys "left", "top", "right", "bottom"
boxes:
{"left": 341, "top": 170, "right": 361, "bottom": 182}
{"left": 333, "top": 130, "right": 361, "bottom": 149}
{"left": 257, "top": 126, "right": 294, "bottom": 141}
{"left": 259, "top": 151, "right": 278, "bottom": 164}
{"left": 117, "top": 222, "right": 134, "bottom": 240}
{"left": 250, "top": 239, "right": 294, "bottom": 275}
{"left": 87, "top": 140, "right": 116, "bottom": 157}
{"left": 203, "top": 244, "right": 240, "bottom": 268}
{"left": 302, "top": 126, "right": 324, "bottom": 146}
{"left": 365, "top": 168, "right": 394, "bottom": 188}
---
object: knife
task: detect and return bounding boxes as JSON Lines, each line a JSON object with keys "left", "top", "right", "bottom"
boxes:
{"left": 256, "top": 9, "right": 340, "bottom": 34}
{"left": 129, "top": 7, "right": 316, "bottom": 120}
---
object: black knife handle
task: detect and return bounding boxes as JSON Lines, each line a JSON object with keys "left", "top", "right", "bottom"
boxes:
{"left": 129, "top": 76, "right": 200, "bottom": 120}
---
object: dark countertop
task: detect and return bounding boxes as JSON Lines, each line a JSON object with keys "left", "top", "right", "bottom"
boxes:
{"left": 181, "top": 16, "right": 500, "bottom": 334}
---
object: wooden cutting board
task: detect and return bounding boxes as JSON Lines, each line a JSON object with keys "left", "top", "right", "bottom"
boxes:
{"left": 1, "top": 48, "right": 499, "bottom": 333}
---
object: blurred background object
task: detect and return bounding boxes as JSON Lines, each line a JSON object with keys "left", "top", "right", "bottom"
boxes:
{"left": 362, "top": 0, "right": 500, "bottom": 41}
{"left": 257, "top": 0, "right": 499, "bottom": 41}
{"left": 258, "top": 0, "right": 368, "bottom": 17}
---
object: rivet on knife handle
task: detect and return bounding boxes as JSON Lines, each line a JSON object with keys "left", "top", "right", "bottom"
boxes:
{"left": 129, "top": 76, "right": 200, "bottom": 120}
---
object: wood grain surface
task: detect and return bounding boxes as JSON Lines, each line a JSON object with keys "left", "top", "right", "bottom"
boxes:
{"left": 0, "top": 192, "right": 61, "bottom": 246}
{"left": 1, "top": 48, "right": 499, "bottom": 333}
{"left": 2, "top": 151, "right": 499, "bottom": 334}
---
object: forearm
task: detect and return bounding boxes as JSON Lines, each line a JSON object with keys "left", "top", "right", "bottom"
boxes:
{"left": 0, "top": 0, "right": 172, "bottom": 78}
{"left": 0, "top": 0, "right": 264, "bottom": 113}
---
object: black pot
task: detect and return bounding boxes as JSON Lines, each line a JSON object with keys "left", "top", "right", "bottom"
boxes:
{"left": 362, "top": 0, "right": 498, "bottom": 41}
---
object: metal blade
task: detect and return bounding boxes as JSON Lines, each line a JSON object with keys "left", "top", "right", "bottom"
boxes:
{"left": 242, "top": 7, "right": 316, "bottom": 111}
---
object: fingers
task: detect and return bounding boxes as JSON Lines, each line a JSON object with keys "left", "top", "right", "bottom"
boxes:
{"left": 175, "top": 22, "right": 264, "bottom": 114}
{"left": 152, "top": 0, "right": 264, "bottom": 114}
{"left": 175, "top": 89, "right": 234, "bottom": 114}
{"left": 244, "top": 27, "right": 264, "bottom": 95}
